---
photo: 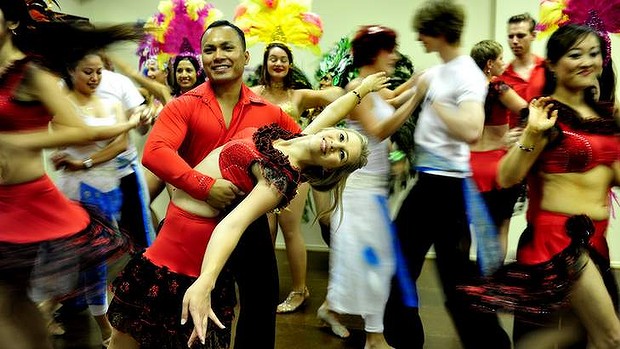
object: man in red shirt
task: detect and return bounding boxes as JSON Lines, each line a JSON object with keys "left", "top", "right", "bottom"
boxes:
{"left": 142, "top": 20, "right": 300, "bottom": 348}
{"left": 501, "top": 13, "right": 546, "bottom": 127}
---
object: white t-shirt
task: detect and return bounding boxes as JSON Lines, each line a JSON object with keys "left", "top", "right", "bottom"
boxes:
{"left": 96, "top": 69, "right": 145, "bottom": 177}
{"left": 96, "top": 70, "right": 144, "bottom": 110}
{"left": 414, "top": 55, "right": 487, "bottom": 178}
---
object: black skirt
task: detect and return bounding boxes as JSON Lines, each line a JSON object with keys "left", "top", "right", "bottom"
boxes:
{"left": 108, "top": 254, "right": 236, "bottom": 349}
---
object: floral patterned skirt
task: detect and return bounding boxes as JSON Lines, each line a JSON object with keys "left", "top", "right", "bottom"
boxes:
{"left": 108, "top": 254, "right": 236, "bottom": 349}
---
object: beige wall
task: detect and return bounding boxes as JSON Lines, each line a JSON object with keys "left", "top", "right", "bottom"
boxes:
{"left": 56, "top": 0, "right": 619, "bottom": 264}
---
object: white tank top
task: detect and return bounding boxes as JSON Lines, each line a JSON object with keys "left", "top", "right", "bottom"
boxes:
{"left": 346, "top": 93, "right": 393, "bottom": 178}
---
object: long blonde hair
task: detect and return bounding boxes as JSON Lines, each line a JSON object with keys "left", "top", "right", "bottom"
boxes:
{"left": 305, "top": 128, "right": 369, "bottom": 222}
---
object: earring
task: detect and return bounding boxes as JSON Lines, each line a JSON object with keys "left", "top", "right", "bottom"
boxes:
{"left": 485, "top": 68, "right": 491, "bottom": 75}
{"left": 10, "top": 28, "right": 16, "bottom": 36}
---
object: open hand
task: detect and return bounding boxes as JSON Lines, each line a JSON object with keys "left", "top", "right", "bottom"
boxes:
{"left": 525, "top": 97, "right": 558, "bottom": 134}
{"left": 181, "top": 280, "right": 225, "bottom": 347}
{"left": 360, "top": 72, "right": 390, "bottom": 93}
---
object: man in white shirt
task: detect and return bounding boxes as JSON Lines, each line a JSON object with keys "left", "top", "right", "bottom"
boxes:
{"left": 383, "top": 1, "right": 511, "bottom": 348}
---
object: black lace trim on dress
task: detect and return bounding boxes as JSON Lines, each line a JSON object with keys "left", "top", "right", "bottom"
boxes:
{"left": 550, "top": 99, "right": 619, "bottom": 134}
{"left": 253, "top": 124, "right": 304, "bottom": 209}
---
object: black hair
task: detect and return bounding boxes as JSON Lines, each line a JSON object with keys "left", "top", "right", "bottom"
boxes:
{"left": 201, "top": 19, "right": 246, "bottom": 51}
{"left": 260, "top": 42, "right": 294, "bottom": 88}
{"left": 169, "top": 54, "right": 206, "bottom": 96}
{"left": 543, "top": 24, "right": 614, "bottom": 104}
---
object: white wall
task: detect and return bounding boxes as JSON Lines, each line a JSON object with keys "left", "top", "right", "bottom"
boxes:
{"left": 55, "top": 0, "right": 619, "bottom": 263}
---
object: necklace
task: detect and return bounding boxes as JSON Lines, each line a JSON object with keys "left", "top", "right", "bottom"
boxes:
{"left": 270, "top": 81, "right": 285, "bottom": 89}
{"left": 69, "top": 93, "right": 96, "bottom": 115}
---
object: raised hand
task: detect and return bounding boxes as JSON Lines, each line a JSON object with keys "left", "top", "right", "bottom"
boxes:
{"left": 360, "top": 71, "right": 390, "bottom": 94}
{"left": 525, "top": 97, "right": 558, "bottom": 134}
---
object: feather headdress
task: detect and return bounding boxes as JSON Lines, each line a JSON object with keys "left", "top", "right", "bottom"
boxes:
{"left": 233, "top": 0, "right": 323, "bottom": 55}
{"left": 537, "top": 0, "right": 620, "bottom": 64}
{"left": 137, "top": 0, "right": 223, "bottom": 70}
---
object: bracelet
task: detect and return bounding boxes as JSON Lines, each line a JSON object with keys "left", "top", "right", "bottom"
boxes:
{"left": 516, "top": 142, "right": 535, "bottom": 152}
{"left": 82, "top": 158, "right": 94, "bottom": 169}
{"left": 351, "top": 90, "right": 362, "bottom": 104}
{"left": 389, "top": 150, "right": 406, "bottom": 163}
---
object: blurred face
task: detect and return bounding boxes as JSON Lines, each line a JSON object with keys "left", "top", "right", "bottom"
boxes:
{"left": 507, "top": 21, "right": 535, "bottom": 58}
{"left": 146, "top": 61, "right": 167, "bottom": 84}
{"left": 0, "top": 10, "right": 16, "bottom": 46}
{"left": 70, "top": 54, "right": 103, "bottom": 95}
{"left": 373, "top": 49, "right": 399, "bottom": 75}
{"left": 201, "top": 26, "right": 249, "bottom": 84}
{"left": 175, "top": 59, "right": 197, "bottom": 92}
{"left": 417, "top": 33, "right": 442, "bottom": 53}
{"left": 488, "top": 53, "right": 506, "bottom": 77}
{"left": 310, "top": 129, "right": 363, "bottom": 170}
{"left": 319, "top": 74, "right": 333, "bottom": 89}
{"left": 266, "top": 46, "right": 290, "bottom": 81}
{"left": 551, "top": 34, "right": 602, "bottom": 91}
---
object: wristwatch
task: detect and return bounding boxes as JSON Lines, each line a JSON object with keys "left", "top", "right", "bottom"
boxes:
{"left": 82, "top": 158, "right": 94, "bottom": 169}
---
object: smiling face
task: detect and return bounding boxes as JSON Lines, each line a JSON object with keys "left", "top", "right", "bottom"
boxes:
{"left": 146, "top": 61, "right": 167, "bottom": 84}
{"left": 507, "top": 21, "right": 535, "bottom": 58}
{"left": 201, "top": 26, "right": 249, "bottom": 84}
{"left": 70, "top": 54, "right": 103, "bottom": 95}
{"left": 266, "top": 46, "right": 291, "bottom": 82}
{"left": 310, "top": 128, "right": 363, "bottom": 170}
{"left": 551, "top": 33, "right": 602, "bottom": 91}
{"left": 175, "top": 59, "right": 198, "bottom": 92}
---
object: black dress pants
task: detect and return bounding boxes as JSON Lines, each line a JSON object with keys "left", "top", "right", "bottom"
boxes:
{"left": 384, "top": 173, "right": 511, "bottom": 349}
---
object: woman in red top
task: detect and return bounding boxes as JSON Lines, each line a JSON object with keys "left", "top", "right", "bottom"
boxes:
{"left": 469, "top": 39, "right": 527, "bottom": 256}
{"left": 461, "top": 25, "right": 620, "bottom": 348}
{"left": 0, "top": 1, "right": 147, "bottom": 348}
{"left": 107, "top": 72, "right": 390, "bottom": 349}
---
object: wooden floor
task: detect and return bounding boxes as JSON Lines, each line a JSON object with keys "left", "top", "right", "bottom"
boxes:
{"left": 50, "top": 248, "right": 614, "bottom": 349}
{"left": 48, "top": 250, "right": 482, "bottom": 349}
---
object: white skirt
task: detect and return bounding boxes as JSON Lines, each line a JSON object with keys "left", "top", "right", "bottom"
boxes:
{"left": 327, "top": 173, "right": 396, "bottom": 316}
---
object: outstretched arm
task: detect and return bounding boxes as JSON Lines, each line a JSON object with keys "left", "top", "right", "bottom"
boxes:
{"left": 350, "top": 73, "right": 428, "bottom": 141}
{"left": 499, "top": 86, "right": 528, "bottom": 114}
{"left": 109, "top": 55, "right": 173, "bottom": 105}
{"left": 303, "top": 72, "right": 389, "bottom": 134}
{"left": 297, "top": 86, "right": 346, "bottom": 111}
{"left": 51, "top": 103, "right": 129, "bottom": 170}
{"left": 181, "top": 166, "right": 282, "bottom": 345}
{"left": 0, "top": 65, "right": 142, "bottom": 150}
{"left": 383, "top": 73, "right": 420, "bottom": 100}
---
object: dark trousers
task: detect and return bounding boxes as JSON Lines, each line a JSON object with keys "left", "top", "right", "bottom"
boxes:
{"left": 226, "top": 215, "right": 279, "bottom": 349}
{"left": 384, "top": 173, "right": 511, "bottom": 349}
{"left": 119, "top": 172, "right": 149, "bottom": 249}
